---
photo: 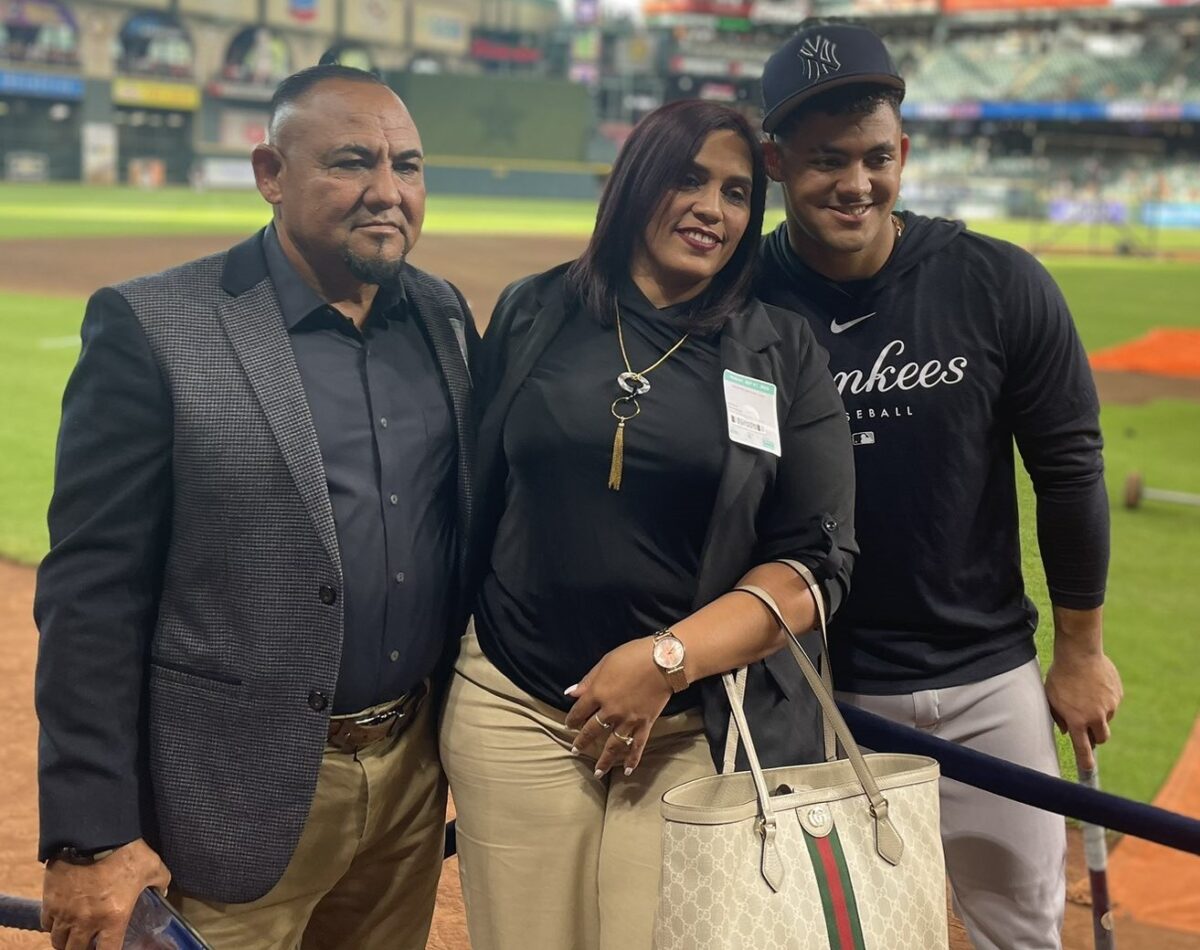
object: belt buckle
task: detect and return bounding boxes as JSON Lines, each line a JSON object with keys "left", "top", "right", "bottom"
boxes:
{"left": 341, "top": 682, "right": 426, "bottom": 746}
{"left": 355, "top": 708, "right": 400, "bottom": 728}
{"left": 350, "top": 688, "right": 411, "bottom": 727}
{"left": 387, "top": 683, "right": 427, "bottom": 733}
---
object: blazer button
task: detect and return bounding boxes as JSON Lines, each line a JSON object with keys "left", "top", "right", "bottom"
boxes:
{"left": 822, "top": 517, "right": 839, "bottom": 532}
{"left": 318, "top": 585, "right": 337, "bottom": 605}
{"left": 308, "top": 690, "right": 328, "bottom": 712}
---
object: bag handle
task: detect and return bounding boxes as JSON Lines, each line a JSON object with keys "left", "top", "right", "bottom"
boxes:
{"left": 721, "top": 560, "right": 835, "bottom": 770}
{"left": 720, "top": 669, "right": 791, "bottom": 891}
{"left": 775, "top": 559, "right": 837, "bottom": 762}
{"left": 724, "top": 581, "right": 906, "bottom": 868}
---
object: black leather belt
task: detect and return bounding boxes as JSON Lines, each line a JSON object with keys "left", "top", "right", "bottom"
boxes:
{"left": 326, "top": 682, "right": 428, "bottom": 754}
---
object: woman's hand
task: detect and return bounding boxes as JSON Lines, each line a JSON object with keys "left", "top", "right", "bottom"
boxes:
{"left": 564, "top": 637, "right": 674, "bottom": 779}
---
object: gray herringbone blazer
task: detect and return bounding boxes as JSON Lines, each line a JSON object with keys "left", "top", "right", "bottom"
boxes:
{"left": 35, "top": 230, "right": 473, "bottom": 902}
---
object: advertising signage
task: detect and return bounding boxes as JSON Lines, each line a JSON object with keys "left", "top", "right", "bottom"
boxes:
{"left": 0, "top": 69, "right": 83, "bottom": 100}
{"left": 942, "top": 0, "right": 1108, "bottom": 10}
{"left": 814, "top": 0, "right": 936, "bottom": 14}
{"left": 903, "top": 99, "right": 1200, "bottom": 121}
{"left": 643, "top": 0, "right": 753, "bottom": 15}
{"left": 943, "top": 0, "right": 1199, "bottom": 8}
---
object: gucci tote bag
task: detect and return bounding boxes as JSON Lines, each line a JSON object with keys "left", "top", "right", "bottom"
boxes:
{"left": 654, "top": 562, "right": 948, "bottom": 949}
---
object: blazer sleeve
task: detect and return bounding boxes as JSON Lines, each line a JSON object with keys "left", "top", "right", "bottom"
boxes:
{"left": 753, "top": 318, "right": 858, "bottom": 617}
{"left": 33, "top": 288, "right": 173, "bottom": 859}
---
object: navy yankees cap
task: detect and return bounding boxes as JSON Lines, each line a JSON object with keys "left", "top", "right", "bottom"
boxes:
{"left": 761, "top": 24, "right": 905, "bottom": 134}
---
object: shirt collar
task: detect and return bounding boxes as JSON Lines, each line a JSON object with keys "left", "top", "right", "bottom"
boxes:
{"left": 616, "top": 275, "right": 697, "bottom": 324}
{"left": 263, "top": 223, "right": 408, "bottom": 330}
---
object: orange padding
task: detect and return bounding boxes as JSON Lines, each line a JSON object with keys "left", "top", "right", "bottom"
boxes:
{"left": 1106, "top": 714, "right": 1200, "bottom": 934}
{"left": 1090, "top": 329, "right": 1200, "bottom": 379}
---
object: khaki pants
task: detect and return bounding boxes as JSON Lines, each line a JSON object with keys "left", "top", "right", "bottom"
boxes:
{"left": 170, "top": 694, "right": 447, "bottom": 950}
{"left": 838, "top": 657, "right": 1067, "bottom": 950}
{"left": 440, "top": 626, "right": 714, "bottom": 950}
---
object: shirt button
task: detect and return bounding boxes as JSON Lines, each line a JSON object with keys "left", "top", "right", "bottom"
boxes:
{"left": 389, "top": 494, "right": 399, "bottom": 506}
{"left": 389, "top": 650, "right": 400, "bottom": 662}
{"left": 318, "top": 585, "right": 337, "bottom": 605}
{"left": 307, "top": 690, "right": 328, "bottom": 712}
{"left": 379, "top": 417, "right": 388, "bottom": 428}
{"left": 395, "top": 572, "right": 405, "bottom": 584}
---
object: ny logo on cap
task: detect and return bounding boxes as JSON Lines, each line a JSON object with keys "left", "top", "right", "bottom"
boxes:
{"left": 797, "top": 36, "right": 841, "bottom": 81}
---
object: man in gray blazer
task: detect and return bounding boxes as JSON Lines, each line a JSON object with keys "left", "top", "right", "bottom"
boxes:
{"left": 34, "top": 65, "right": 473, "bottom": 949}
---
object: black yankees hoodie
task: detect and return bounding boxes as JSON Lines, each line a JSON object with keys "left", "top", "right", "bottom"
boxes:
{"left": 757, "top": 212, "right": 1108, "bottom": 693}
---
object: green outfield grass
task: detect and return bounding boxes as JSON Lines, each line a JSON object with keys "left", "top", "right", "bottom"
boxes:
{"left": 1037, "top": 257, "right": 1200, "bottom": 351}
{"left": 968, "top": 219, "right": 1200, "bottom": 255}
{"left": 5, "top": 183, "right": 1200, "bottom": 252}
{"left": 1077, "top": 402, "right": 1200, "bottom": 800}
{"left": 1019, "top": 400, "right": 1200, "bottom": 802}
{"left": 0, "top": 183, "right": 598, "bottom": 239}
{"left": 0, "top": 293, "right": 79, "bottom": 564}
{"left": 1, "top": 190, "right": 1198, "bottom": 806}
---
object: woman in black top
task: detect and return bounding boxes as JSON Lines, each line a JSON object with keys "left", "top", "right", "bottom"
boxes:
{"left": 440, "top": 100, "right": 857, "bottom": 950}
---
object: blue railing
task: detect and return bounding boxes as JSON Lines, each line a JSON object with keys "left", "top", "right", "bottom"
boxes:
{"left": 3, "top": 704, "right": 1197, "bottom": 935}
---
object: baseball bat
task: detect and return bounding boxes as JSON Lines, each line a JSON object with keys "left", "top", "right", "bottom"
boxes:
{"left": 1077, "top": 753, "right": 1117, "bottom": 950}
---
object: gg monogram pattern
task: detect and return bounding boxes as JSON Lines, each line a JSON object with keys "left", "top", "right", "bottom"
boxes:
{"left": 653, "top": 757, "right": 947, "bottom": 949}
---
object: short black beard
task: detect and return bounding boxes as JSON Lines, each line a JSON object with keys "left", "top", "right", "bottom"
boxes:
{"left": 342, "top": 244, "right": 408, "bottom": 287}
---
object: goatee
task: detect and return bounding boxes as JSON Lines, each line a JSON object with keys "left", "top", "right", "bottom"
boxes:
{"left": 342, "top": 245, "right": 408, "bottom": 288}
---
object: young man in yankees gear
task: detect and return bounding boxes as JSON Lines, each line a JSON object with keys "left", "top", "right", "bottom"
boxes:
{"left": 755, "top": 22, "right": 1123, "bottom": 950}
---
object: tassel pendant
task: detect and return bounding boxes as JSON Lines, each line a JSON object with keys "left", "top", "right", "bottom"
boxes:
{"left": 608, "top": 395, "right": 640, "bottom": 491}
{"left": 608, "top": 419, "right": 626, "bottom": 491}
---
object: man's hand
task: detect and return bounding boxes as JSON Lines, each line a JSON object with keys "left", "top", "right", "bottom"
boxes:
{"left": 1044, "top": 605, "right": 1123, "bottom": 771}
{"left": 42, "top": 838, "right": 171, "bottom": 950}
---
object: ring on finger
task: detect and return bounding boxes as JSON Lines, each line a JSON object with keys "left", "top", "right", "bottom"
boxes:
{"left": 613, "top": 729, "right": 634, "bottom": 747}
{"left": 594, "top": 713, "right": 613, "bottom": 730}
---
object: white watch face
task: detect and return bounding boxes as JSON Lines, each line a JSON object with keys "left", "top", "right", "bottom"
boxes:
{"left": 654, "top": 636, "right": 685, "bottom": 669}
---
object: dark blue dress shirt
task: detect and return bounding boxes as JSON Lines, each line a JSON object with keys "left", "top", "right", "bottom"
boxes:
{"left": 264, "top": 226, "right": 457, "bottom": 713}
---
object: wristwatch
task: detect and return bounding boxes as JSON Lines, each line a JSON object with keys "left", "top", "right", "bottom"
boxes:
{"left": 49, "top": 845, "right": 117, "bottom": 866}
{"left": 652, "top": 628, "right": 688, "bottom": 693}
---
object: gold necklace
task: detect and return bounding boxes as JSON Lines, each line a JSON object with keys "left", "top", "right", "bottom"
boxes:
{"left": 607, "top": 302, "right": 690, "bottom": 491}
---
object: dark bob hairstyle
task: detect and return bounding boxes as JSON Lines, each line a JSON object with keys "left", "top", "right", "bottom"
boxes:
{"left": 566, "top": 99, "right": 767, "bottom": 334}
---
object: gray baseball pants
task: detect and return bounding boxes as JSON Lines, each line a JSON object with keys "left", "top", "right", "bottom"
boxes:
{"left": 837, "top": 657, "right": 1066, "bottom": 950}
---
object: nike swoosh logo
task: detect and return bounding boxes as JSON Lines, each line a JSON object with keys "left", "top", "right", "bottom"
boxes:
{"left": 830, "top": 312, "right": 876, "bottom": 334}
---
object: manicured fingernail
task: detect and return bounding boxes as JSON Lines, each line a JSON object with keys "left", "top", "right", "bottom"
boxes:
{"left": 570, "top": 747, "right": 580, "bottom": 756}
{"left": 564, "top": 684, "right": 579, "bottom": 695}
{"left": 594, "top": 769, "right": 605, "bottom": 780}
{"left": 624, "top": 767, "right": 633, "bottom": 776}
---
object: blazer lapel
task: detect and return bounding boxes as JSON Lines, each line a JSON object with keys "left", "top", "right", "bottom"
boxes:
{"left": 477, "top": 291, "right": 571, "bottom": 475}
{"left": 467, "top": 285, "right": 571, "bottom": 592}
{"left": 405, "top": 286, "right": 475, "bottom": 580}
{"left": 694, "top": 302, "right": 781, "bottom": 605}
{"left": 407, "top": 292, "right": 473, "bottom": 458}
{"left": 219, "top": 247, "right": 342, "bottom": 575}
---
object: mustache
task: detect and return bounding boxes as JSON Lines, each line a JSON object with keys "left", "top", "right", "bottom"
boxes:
{"left": 354, "top": 219, "right": 407, "bottom": 231}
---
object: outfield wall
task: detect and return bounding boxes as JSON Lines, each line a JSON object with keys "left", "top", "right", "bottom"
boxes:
{"left": 425, "top": 158, "right": 605, "bottom": 201}
{"left": 389, "top": 72, "right": 605, "bottom": 200}
{"left": 388, "top": 73, "right": 594, "bottom": 166}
